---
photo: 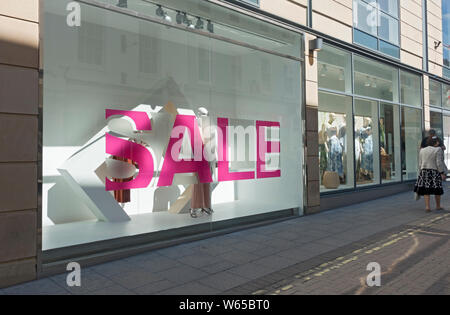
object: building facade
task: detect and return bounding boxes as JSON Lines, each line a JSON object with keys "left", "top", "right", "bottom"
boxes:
{"left": 0, "top": 0, "right": 449, "bottom": 287}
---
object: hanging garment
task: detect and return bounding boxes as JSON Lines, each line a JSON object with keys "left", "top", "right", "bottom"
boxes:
{"left": 327, "top": 135, "right": 343, "bottom": 177}
{"left": 191, "top": 182, "right": 211, "bottom": 209}
{"left": 361, "top": 134, "right": 374, "bottom": 173}
{"left": 112, "top": 156, "right": 136, "bottom": 204}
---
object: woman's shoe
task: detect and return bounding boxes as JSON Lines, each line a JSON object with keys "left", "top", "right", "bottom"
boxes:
{"left": 201, "top": 208, "right": 214, "bottom": 215}
{"left": 190, "top": 208, "right": 198, "bottom": 218}
{"left": 425, "top": 209, "right": 432, "bottom": 213}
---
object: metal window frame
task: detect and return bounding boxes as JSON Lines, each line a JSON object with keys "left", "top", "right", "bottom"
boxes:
{"left": 353, "top": 0, "right": 401, "bottom": 59}
{"left": 318, "top": 46, "right": 425, "bottom": 195}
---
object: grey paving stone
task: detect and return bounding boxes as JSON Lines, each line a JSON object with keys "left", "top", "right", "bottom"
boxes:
{"left": 90, "top": 259, "right": 133, "bottom": 278}
{"left": 262, "top": 239, "right": 297, "bottom": 251}
{"left": 195, "top": 243, "right": 236, "bottom": 256}
{"left": 201, "top": 261, "right": 236, "bottom": 274}
{"left": 277, "top": 248, "right": 317, "bottom": 262}
{"left": 123, "top": 251, "right": 164, "bottom": 264}
{"left": 133, "top": 279, "right": 177, "bottom": 295}
{"left": 198, "top": 271, "right": 251, "bottom": 291}
{"left": 217, "top": 250, "right": 260, "bottom": 265}
{"left": 158, "top": 281, "right": 220, "bottom": 295}
{"left": 90, "top": 284, "right": 135, "bottom": 295}
{"left": 50, "top": 270, "right": 115, "bottom": 294}
{"left": 156, "top": 265, "right": 209, "bottom": 285}
{"left": 228, "top": 263, "right": 274, "bottom": 280}
{"left": 252, "top": 256, "right": 297, "bottom": 270}
{"left": 134, "top": 255, "right": 181, "bottom": 273}
{"left": 252, "top": 246, "right": 283, "bottom": 258}
{"left": 179, "top": 252, "right": 223, "bottom": 268}
{"left": 3, "top": 278, "right": 70, "bottom": 295}
{"left": 157, "top": 245, "right": 198, "bottom": 259}
{"left": 109, "top": 268, "right": 165, "bottom": 289}
{"left": 231, "top": 241, "right": 267, "bottom": 252}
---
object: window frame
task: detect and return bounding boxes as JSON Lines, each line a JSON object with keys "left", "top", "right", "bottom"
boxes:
{"left": 233, "top": 0, "right": 260, "bottom": 7}
{"left": 352, "top": 0, "right": 401, "bottom": 59}
{"left": 318, "top": 45, "right": 425, "bottom": 195}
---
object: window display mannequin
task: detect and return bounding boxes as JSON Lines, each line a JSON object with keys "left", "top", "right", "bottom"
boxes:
{"left": 358, "top": 118, "right": 373, "bottom": 180}
{"left": 318, "top": 125, "right": 328, "bottom": 182}
{"left": 190, "top": 107, "right": 215, "bottom": 218}
{"left": 323, "top": 113, "right": 344, "bottom": 181}
{"left": 111, "top": 138, "right": 144, "bottom": 207}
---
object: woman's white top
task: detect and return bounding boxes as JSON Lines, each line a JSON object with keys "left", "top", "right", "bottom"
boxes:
{"left": 418, "top": 146, "right": 448, "bottom": 173}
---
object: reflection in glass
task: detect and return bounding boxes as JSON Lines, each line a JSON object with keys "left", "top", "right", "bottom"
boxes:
{"left": 443, "top": 84, "right": 450, "bottom": 109}
{"left": 318, "top": 92, "right": 354, "bottom": 192}
{"left": 379, "top": 12, "right": 399, "bottom": 45}
{"left": 353, "top": 0, "right": 377, "bottom": 36}
{"left": 400, "top": 70, "right": 421, "bottom": 107}
{"left": 318, "top": 44, "right": 352, "bottom": 93}
{"left": 429, "top": 79, "right": 442, "bottom": 107}
{"left": 355, "top": 99, "right": 380, "bottom": 186}
{"left": 354, "top": 55, "right": 399, "bottom": 102}
{"left": 430, "top": 111, "right": 443, "bottom": 139}
{"left": 380, "top": 103, "right": 401, "bottom": 183}
{"left": 401, "top": 107, "right": 422, "bottom": 180}
{"left": 378, "top": 0, "right": 398, "bottom": 17}
{"left": 443, "top": 115, "right": 450, "bottom": 169}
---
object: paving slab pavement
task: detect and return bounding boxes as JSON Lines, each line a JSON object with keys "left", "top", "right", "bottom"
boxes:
{"left": 2, "top": 187, "right": 450, "bottom": 295}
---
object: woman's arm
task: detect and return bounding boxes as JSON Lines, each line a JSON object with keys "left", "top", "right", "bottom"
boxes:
{"left": 436, "top": 148, "right": 447, "bottom": 175}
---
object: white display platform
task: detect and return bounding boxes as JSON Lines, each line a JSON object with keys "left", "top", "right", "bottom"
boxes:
{"left": 43, "top": 201, "right": 299, "bottom": 250}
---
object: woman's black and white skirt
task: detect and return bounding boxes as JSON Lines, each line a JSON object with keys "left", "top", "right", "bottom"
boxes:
{"left": 414, "top": 169, "right": 444, "bottom": 196}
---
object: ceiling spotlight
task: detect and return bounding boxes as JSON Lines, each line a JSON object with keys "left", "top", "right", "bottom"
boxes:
{"left": 176, "top": 11, "right": 183, "bottom": 24}
{"left": 364, "top": 76, "right": 371, "bottom": 87}
{"left": 117, "top": 0, "right": 127, "bottom": 8}
{"left": 207, "top": 20, "right": 214, "bottom": 33}
{"left": 320, "top": 64, "right": 327, "bottom": 77}
{"left": 195, "top": 17, "right": 204, "bottom": 30}
{"left": 156, "top": 5, "right": 172, "bottom": 23}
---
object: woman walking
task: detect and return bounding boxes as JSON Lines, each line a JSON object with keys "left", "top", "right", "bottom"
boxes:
{"left": 414, "top": 136, "right": 447, "bottom": 212}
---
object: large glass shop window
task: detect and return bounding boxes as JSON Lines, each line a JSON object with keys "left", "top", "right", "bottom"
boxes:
{"left": 401, "top": 107, "right": 422, "bottom": 180}
{"left": 318, "top": 45, "right": 352, "bottom": 93}
{"left": 354, "top": 98, "right": 380, "bottom": 187}
{"left": 430, "top": 111, "right": 443, "bottom": 140}
{"left": 42, "top": 0, "right": 303, "bottom": 249}
{"left": 380, "top": 103, "right": 401, "bottom": 183}
{"left": 354, "top": 55, "right": 399, "bottom": 102}
{"left": 318, "top": 92, "right": 354, "bottom": 192}
{"left": 443, "top": 115, "right": 450, "bottom": 168}
{"left": 443, "top": 84, "right": 450, "bottom": 109}
{"left": 400, "top": 71, "right": 421, "bottom": 107}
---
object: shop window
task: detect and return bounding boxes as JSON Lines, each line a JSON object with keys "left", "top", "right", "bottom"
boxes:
{"left": 318, "top": 44, "right": 352, "bottom": 93}
{"left": 354, "top": 55, "right": 399, "bottom": 102}
{"left": 443, "top": 84, "right": 450, "bottom": 109}
{"left": 401, "top": 107, "right": 422, "bottom": 180}
{"left": 400, "top": 70, "right": 421, "bottom": 107}
{"left": 443, "top": 115, "right": 450, "bottom": 167}
{"left": 430, "top": 111, "right": 443, "bottom": 140}
{"left": 354, "top": 98, "right": 380, "bottom": 187}
{"left": 318, "top": 92, "right": 354, "bottom": 192}
{"left": 429, "top": 79, "right": 442, "bottom": 107}
{"left": 380, "top": 103, "right": 401, "bottom": 183}
{"left": 443, "top": 0, "right": 450, "bottom": 77}
{"left": 353, "top": 0, "right": 400, "bottom": 58}
{"left": 43, "top": 0, "right": 302, "bottom": 250}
